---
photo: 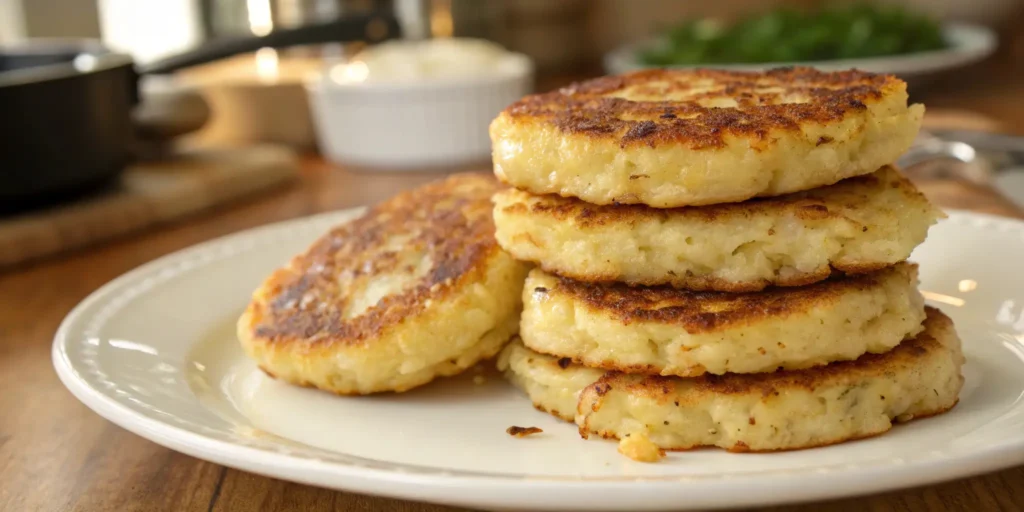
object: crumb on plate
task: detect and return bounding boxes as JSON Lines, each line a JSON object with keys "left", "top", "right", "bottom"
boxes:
{"left": 617, "top": 432, "right": 665, "bottom": 462}
{"left": 506, "top": 426, "right": 543, "bottom": 438}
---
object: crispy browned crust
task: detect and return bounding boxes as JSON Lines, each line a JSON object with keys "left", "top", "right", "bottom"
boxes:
{"left": 243, "top": 172, "right": 504, "bottom": 347}
{"left": 537, "top": 262, "right": 874, "bottom": 294}
{"left": 537, "top": 263, "right": 915, "bottom": 334}
{"left": 580, "top": 306, "right": 951, "bottom": 405}
{"left": 501, "top": 67, "right": 902, "bottom": 150}
{"left": 499, "top": 166, "right": 913, "bottom": 227}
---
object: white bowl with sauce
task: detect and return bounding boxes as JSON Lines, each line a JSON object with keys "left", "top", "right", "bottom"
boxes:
{"left": 306, "top": 38, "right": 534, "bottom": 170}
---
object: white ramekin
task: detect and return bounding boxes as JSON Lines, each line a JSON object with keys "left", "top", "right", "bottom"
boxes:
{"left": 306, "top": 53, "right": 533, "bottom": 170}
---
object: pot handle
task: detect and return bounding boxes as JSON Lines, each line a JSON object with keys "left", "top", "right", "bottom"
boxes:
{"left": 139, "top": 13, "right": 401, "bottom": 75}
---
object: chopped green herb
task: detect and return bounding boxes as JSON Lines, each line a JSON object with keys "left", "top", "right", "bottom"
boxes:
{"left": 638, "top": 3, "right": 946, "bottom": 66}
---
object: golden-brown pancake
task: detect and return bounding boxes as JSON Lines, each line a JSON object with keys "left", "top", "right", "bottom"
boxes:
{"left": 499, "top": 307, "right": 963, "bottom": 452}
{"left": 238, "top": 173, "right": 528, "bottom": 395}
{"left": 490, "top": 67, "right": 923, "bottom": 207}
{"left": 494, "top": 166, "right": 943, "bottom": 292}
{"left": 520, "top": 264, "right": 925, "bottom": 377}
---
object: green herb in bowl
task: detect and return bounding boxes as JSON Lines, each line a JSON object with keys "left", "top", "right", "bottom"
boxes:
{"left": 639, "top": 3, "right": 947, "bottom": 66}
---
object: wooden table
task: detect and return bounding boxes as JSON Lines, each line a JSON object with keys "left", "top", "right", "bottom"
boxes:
{"left": 4, "top": 61, "right": 1024, "bottom": 512}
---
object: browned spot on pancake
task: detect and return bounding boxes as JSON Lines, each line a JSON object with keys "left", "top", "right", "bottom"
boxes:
{"left": 799, "top": 203, "right": 831, "bottom": 219}
{"left": 593, "top": 381, "right": 613, "bottom": 396}
{"left": 546, "top": 264, "right": 913, "bottom": 333}
{"left": 246, "top": 173, "right": 503, "bottom": 346}
{"left": 830, "top": 260, "right": 899, "bottom": 276}
{"left": 503, "top": 67, "right": 897, "bottom": 150}
{"left": 817, "top": 135, "right": 834, "bottom": 146}
{"left": 621, "top": 120, "right": 658, "bottom": 146}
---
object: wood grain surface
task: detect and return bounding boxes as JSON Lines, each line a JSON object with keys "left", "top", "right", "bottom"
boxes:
{"left": 3, "top": 56, "right": 1024, "bottom": 512}
{"left": 0, "top": 144, "right": 299, "bottom": 269}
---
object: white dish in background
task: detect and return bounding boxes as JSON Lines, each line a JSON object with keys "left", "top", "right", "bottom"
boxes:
{"left": 307, "top": 39, "right": 533, "bottom": 170}
{"left": 993, "top": 170, "right": 1024, "bottom": 211}
{"left": 54, "top": 208, "right": 1024, "bottom": 511}
{"left": 604, "top": 23, "right": 997, "bottom": 84}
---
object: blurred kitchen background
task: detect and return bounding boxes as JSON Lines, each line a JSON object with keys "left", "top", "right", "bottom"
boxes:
{"left": 2, "top": 0, "right": 1024, "bottom": 268}
{"left": 4, "top": 1, "right": 1021, "bottom": 67}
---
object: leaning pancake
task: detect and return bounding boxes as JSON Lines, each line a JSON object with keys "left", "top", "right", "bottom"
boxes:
{"left": 520, "top": 264, "right": 924, "bottom": 377}
{"left": 501, "top": 307, "right": 963, "bottom": 452}
{"left": 490, "top": 67, "right": 923, "bottom": 208}
{"left": 238, "top": 173, "right": 528, "bottom": 395}
{"left": 493, "top": 166, "right": 942, "bottom": 292}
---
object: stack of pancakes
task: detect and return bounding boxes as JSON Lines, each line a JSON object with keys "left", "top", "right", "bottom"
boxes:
{"left": 491, "top": 67, "right": 964, "bottom": 458}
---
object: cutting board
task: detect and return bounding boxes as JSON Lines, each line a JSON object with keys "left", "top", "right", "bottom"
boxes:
{"left": 0, "top": 144, "right": 298, "bottom": 269}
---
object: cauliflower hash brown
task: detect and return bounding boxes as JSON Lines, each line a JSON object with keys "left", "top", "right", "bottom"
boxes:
{"left": 493, "top": 165, "right": 942, "bottom": 292}
{"left": 238, "top": 173, "right": 528, "bottom": 395}
{"left": 490, "top": 67, "right": 923, "bottom": 208}
{"left": 520, "top": 263, "right": 925, "bottom": 377}
{"left": 500, "top": 307, "right": 962, "bottom": 453}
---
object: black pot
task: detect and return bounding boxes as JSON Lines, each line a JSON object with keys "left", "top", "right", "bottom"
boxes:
{"left": 0, "top": 13, "right": 400, "bottom": 212}
{"left": 0, "top": 41, "right": 137, "bottom": 209}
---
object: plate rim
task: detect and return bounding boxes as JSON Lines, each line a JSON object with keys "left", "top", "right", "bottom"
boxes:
{"left": 52, "top": 207, "right": 1024, "bottom": 511}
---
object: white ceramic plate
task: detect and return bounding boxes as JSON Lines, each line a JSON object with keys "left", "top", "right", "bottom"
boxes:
{"left": 603, "top": 23, "right": 997, "bottom": 84}
{"left": 54, "top": 208, "right": 1024, "bottom": 511}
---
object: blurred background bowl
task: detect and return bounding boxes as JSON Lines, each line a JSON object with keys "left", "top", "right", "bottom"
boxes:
{"left": 306, "top": 38, "right": 533, "bottom": 170}
{"left": 603, "top": 20, "right": 996, "bottom": 87}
